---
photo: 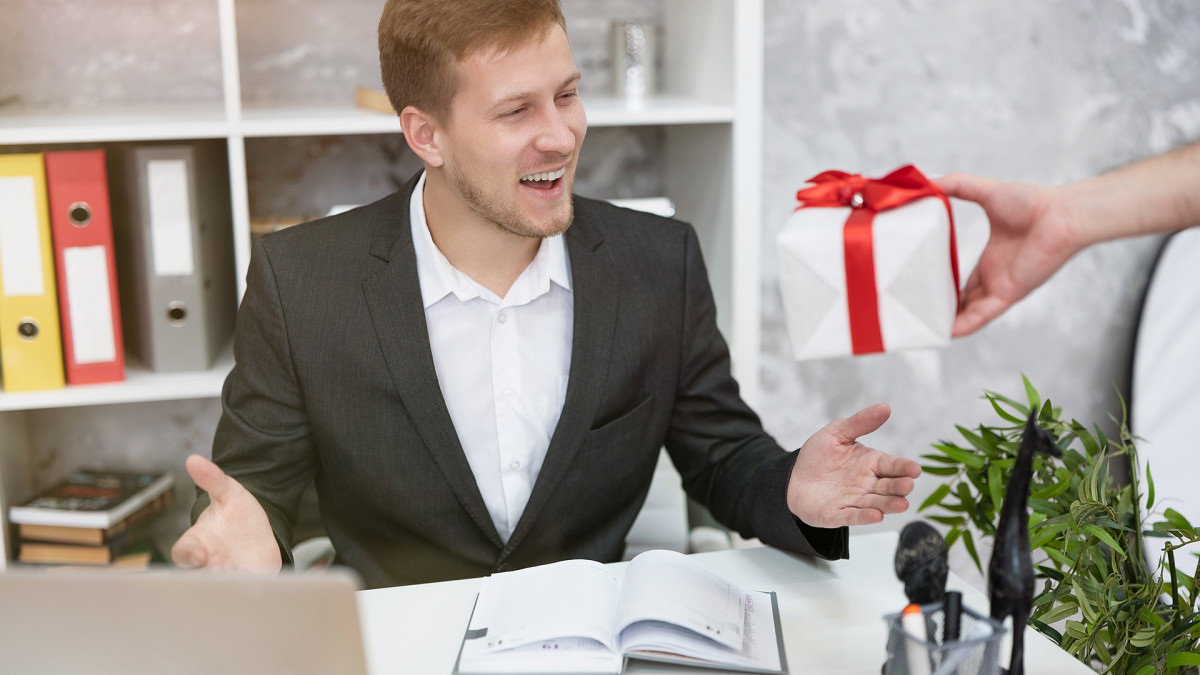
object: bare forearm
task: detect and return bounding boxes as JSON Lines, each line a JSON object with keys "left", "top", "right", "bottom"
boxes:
{"left": 1061, "top": 140, "right": 1200, "bottom": 248}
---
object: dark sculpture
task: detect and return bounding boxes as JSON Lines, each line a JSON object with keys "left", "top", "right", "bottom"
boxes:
{"left": 988, "top": 411, "right": 1061, "bottom": 675}
{"left": 894, "top": 520, "right": 948, "bottom": 605}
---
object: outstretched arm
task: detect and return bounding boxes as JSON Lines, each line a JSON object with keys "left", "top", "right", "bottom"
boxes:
{"left": 940, "top": 140, "right": 1200, "bottom": 337}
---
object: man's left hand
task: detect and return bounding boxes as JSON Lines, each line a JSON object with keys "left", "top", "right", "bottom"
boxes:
{"left": 787, "top": 403, "right": 921, "bottom": 528}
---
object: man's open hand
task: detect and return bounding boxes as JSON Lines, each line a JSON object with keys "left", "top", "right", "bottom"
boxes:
{"left": 787, "top": 403, "right": 921, "bottom": 528}
{"left": 170, "top": 454, "right": 283, "bottom": 572}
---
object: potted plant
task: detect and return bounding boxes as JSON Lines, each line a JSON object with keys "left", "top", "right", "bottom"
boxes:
{"left": 920, "top": 377, "right": 1200, "bottom": 673}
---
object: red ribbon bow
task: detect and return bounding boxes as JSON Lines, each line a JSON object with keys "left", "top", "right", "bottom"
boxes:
{"left": 794, "top": 165, "right": 961, "bottom": 355}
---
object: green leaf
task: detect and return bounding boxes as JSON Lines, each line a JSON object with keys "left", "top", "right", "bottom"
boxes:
{"left": 1039, "top": 398, "right": 1054, "bottom": 423}
{"left": 962, "top": 528, "right": 982, "bottom": 571}
{"left": 1027, "top": 497, "right": 1061, "bottom": 516}
{"left": 919, "top": 465, "right": 959, "bottom": 476}
{"left": 985, "top": 390, "right": 1030, "bottom": 417}
{"left": 1165, "top": 652, "right": 1200, "bottom": 667}
{"left": 935, "top": 444, "right": 986, "bottom": 470}
{"left": 987, "top": 463, "right": 1004, "bottom": 512}
{"left": 1078, "top": 429, "right": 1100, "bottom": 458}
{"left": 920, "top": 452, "right": 962, "bottom": 465}
{"left": 944, "top": 526, "right": 962, "bottom": 555}
{"left": 1083, "top": 525, "right": 1128, "bottom": 559}
{"left": 1046, "top": 546, "right": 1076, "bottom": 569}
{"left": 1022, "top": 374, "right": 1041, "bottom": 411}
{"left": 926, "top": 515, "right": 964, "bottom": 526}
{"left": 1146, "top": 461, "right": 1156, "bottom": 510}
{"left": 986, "top": 393, "right": 1026, "bottom": 424}
{"left": 1165, "top": 508, "right": 1194, "bottom": 531}
{"left": 1072, "top": 577, "right": 1097, "bottom": 623}
{"left": 1038, "top": 601, "right": 1079, "bottom": 624}
{"left": 956, "top": 425, "right": 1000, "bottom": 459}
{"left": 1027, "top": 617, "right": 1063, "bottom": 643}
{"left": 1031, "top": 478, "right": 1072, "bottom": 502}
{"left": 919, "top": 483, "right": 952, "bottom": 512}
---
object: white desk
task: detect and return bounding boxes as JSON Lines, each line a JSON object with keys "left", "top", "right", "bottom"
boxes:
{"left": 357, "top": 532, "right": 1094, "bottom": 674}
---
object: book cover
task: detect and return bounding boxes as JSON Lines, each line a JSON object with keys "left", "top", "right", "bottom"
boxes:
{"left": 8, "top": 470, "right": 174, "bottom": 529}
{"left": 19, "top": 538, "right": 159, "bottom": 568}
{"left": 17, "top": 489, "right": 174, "bottom": 545}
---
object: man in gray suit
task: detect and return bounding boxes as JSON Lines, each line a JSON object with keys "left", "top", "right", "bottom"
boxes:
{"left": 171, "top": 0, "right": 922, "bottom": 589}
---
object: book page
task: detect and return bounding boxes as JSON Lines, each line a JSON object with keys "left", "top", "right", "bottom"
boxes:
{"left": 621, "top": 590, "right": 782, "bottom": 672}
{"left": 466, "top": 559, "right": 621, "bottom": 654}
{"left": 458, "top": 638, "right": 621, "bottom": 674}
{"left": 614, "top": 550, "right": 744, "bottom": 651}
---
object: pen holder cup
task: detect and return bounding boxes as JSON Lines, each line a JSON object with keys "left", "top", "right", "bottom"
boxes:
{"left": 883, "top": 602, "right": 1005, "bottom": 675}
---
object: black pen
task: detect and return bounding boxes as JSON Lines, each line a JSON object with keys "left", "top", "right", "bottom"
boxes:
{"left": 944, "top": 591, "right": 963, "bottom": 643}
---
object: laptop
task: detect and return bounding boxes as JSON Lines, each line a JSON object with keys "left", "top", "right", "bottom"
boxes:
{"left": 0, "top": 567, "right": 369, "bottom": 675}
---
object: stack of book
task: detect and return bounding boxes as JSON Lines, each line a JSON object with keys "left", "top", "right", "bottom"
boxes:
{"left": 8, "top": 469, "right": 175, "bottom": 567}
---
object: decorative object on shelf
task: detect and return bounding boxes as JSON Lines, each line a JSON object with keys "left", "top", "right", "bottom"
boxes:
{"left": 986, "top": 411, "right": 1060, "bottom": 675}
{"left": 611, "top": 20, "right": 656, "bottom": 105}
{"left": 920, "top": 377, "right": 1200, "bottom": 672}
{"left": 0, "top": 153, "right": 67, "bottom": 392}
{"left": 776, "top": 165, "right": 961, "bottom": 361}
{"left": 355, "top": 86, "right": 395, "bottom": 115}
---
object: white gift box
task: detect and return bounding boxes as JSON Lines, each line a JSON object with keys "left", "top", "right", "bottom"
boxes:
{"left": 777, "top": 195, "right": 959, "bottom": 360}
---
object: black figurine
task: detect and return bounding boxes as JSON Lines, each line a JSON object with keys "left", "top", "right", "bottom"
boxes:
{"left": 988, "top": 411, "right": 1062, "bottom": 675}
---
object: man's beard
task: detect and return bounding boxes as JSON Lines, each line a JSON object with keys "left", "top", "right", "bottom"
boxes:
{"left": 448, "top": 160, "right": 574, "bottom": 239}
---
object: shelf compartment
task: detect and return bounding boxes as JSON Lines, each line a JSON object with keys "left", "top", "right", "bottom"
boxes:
{"left": 0, "top": 343, "right": 233, "bottom": 413}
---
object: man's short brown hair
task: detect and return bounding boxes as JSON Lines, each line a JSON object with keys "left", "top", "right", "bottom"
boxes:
{"left": 378, "top": 0, "right": 567, "bottom": 122}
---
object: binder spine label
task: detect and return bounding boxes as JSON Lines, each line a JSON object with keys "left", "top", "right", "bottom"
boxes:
{"left": 0, "top": 176, "right": 47, "bottom": 297}
{"left": 63, "top": 246, "right": 118, "bottom": 364}
{"left": 146, "top": 159, "right": 195, "bottom": 277}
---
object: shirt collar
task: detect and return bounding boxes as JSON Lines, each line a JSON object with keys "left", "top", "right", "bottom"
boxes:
{"left": 409, "top": 171, "right": 572, "bottom": 310}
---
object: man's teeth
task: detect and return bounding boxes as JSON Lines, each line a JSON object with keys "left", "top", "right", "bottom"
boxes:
{"left": 521, "top": 167, "right": 567, "bottom": 182}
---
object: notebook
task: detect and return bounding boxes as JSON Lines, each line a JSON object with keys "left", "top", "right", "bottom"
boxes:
{"left": 0, "top": 568, "right": 369, "bottom": 675}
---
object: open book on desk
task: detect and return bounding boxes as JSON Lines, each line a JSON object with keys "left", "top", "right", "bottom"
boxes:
{"left": 453, "top": 549, "right": 787, "bottom": 674}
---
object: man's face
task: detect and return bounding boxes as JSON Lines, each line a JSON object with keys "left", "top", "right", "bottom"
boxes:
{"left": 438, "top": 24, "right": 586, "bottom": 239}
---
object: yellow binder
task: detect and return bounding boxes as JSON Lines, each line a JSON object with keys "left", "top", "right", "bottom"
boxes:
{"left": 0, "top": 154, "right": 66, "bottom": 391}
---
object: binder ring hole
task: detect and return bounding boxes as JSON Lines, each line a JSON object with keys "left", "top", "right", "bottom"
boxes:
{"left": 17, "top": 318, "right": 39, "bottom": 342}
{"left": 167, "top": 302, "right": 188, "bottom": 326}
{"left": 68, "top": 202, "right": 93, "bottom": 227}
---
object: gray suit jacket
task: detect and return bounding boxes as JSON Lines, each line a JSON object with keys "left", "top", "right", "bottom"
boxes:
{"left": 198, "top": 173, "right": 847, "bottom": 588}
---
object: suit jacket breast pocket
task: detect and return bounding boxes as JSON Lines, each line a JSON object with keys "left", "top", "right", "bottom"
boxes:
{"left": 580, "top": 394, "right": 655, "bottom": 456}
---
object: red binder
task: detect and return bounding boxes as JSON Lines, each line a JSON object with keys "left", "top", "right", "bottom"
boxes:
{"left": 45, "top": 150, "right": 125, "bottom": 384}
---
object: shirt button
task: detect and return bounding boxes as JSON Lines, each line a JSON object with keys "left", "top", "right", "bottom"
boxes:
{"left": 502, "top": 388, "right": 512, "bottom": 397}
{"left": 497, "top": 313, "right": 508, "bottom": 324}
{"left": 509, "top": 461, "right": 520, "bottom": 471}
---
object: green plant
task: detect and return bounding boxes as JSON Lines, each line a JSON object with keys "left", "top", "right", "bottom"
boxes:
{"left": 920, "top": 377, "right": 1200, "bottom": 674}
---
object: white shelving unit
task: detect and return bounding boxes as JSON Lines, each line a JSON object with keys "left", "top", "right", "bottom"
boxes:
{"left": 0, "top": 0, "right": 764, "bottom": 567}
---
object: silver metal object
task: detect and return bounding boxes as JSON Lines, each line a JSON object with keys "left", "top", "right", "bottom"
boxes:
{"left": 850, "top": 192, "right": 865, "bottom": 208}
{"left": 612, "top": 20, "right": 656, "bottom": 104}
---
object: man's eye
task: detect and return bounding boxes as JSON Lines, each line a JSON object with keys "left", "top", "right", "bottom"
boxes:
{"left": 558, "top": 91, "right": 577, "bottom": 102}
{"left": 504, "top": 107, "right": 526, "bottom": 117}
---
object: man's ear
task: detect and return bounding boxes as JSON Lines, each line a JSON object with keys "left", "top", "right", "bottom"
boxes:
{"left": 399, "top": 106, "right": 445, "bottom": 167}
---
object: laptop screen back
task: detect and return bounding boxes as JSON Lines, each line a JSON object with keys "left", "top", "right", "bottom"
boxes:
{"left": 0, "top": 568, "right": 369, "bottom": 675}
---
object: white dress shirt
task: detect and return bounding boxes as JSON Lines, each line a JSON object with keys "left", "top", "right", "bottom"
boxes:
{"left": 409, "top": 172, "right": 574, "bottom": 542}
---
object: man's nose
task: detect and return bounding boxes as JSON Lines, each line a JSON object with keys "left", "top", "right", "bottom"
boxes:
{"left": 533, "top": 107, "right": 577, "bottom": 156}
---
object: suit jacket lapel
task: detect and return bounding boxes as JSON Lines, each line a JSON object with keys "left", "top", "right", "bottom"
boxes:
{"left": 502, "top": 201, "right": 619, "bottom": 556}
{"left": 361, "top": 175, "right": 503, "bottom": 549}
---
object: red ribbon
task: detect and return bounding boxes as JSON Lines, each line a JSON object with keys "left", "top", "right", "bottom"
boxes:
{"left": 794, "top": 165, "right": 961, "bottom": 355}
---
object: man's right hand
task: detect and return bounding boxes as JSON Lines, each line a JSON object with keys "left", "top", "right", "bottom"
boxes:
{"left": 170, "top": 454, "right": 283, "bottom": 572}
